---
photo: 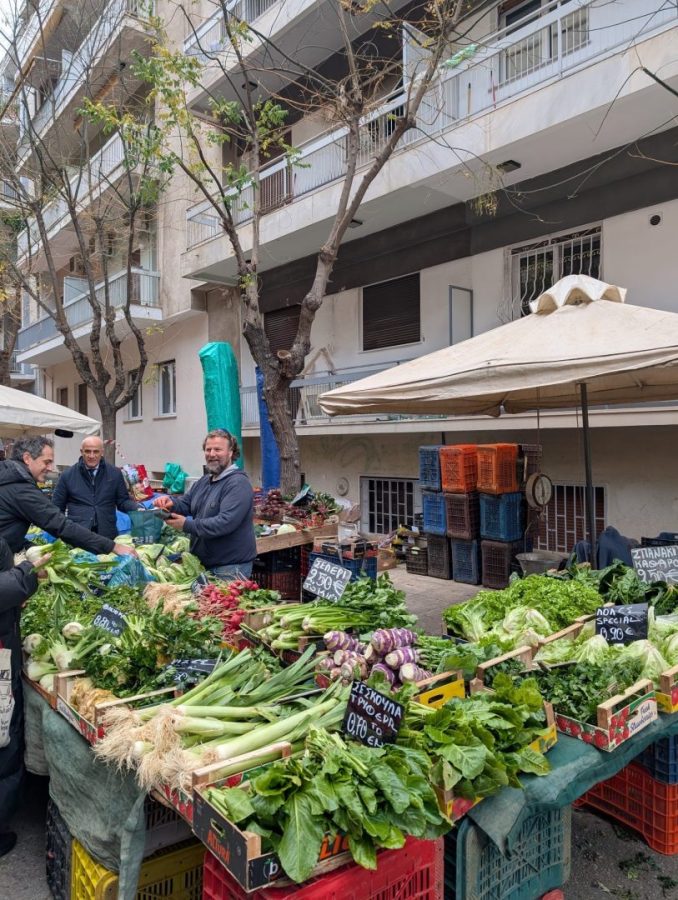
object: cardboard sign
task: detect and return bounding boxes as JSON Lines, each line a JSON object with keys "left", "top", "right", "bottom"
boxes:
{"left": 166, "top": 658, "right": 218, "bottom": 685}
{"left": 596, "top": 603, "right": 649, "bottom": 644}
{"left": 341, "top": 681, "right": 404, "bottom": 748}
{"left": 92, "top": 603, "right": 127, "bottom": 637}
{"left": 632, "top": 545, "right": 678, "bottom": 584}
{"left": 303, "top": 557, "right": 352, "bottom": 602}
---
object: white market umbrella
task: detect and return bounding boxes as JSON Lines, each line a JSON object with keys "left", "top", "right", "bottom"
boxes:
{"left": 0, "top": 385, "right": 100, "bottom": 438}
{"left": 319, "top": 275, "right": 678, "bottom": 551}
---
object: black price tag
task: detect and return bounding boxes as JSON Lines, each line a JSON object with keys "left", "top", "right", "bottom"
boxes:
{"left": 596, "top": 603, "right": 649, "bottom": 644}
{"left": 341, "top": 681, "right": 404, "bottom": 748}
{"left": 92, "top": 603, "right": 127, "bottom": 637}
{"left": 191, "top": 573, "right": 210, "bottom": 595}
{"left": 166, "top": 658, "right": 218, "bottom": 685}
{"left": 631, "top": 546, "right": 678, "bottom": 584}
{"left": 303, "top": 558, "right": 352, "bottom": 602}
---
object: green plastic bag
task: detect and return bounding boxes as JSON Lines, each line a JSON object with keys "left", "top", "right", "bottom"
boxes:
{"left": 128, "top": 510, "right": 163, "bottom": 545}
{"left": 162, "top": 462, "right": 187, "bottom": 494}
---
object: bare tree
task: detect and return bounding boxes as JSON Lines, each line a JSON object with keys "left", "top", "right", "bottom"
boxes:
{"left": 0, "top": 0, "right": 167, "bottom": 459}
{"left": 90, "top": 0, "right": 487, "bottom": 491}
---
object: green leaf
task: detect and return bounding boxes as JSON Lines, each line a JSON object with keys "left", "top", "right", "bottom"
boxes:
{"left": 348, "top": 833, "right": 378, "bottom": 870}
{"left": 216, "top": 787, "right": 254, "bottom": 823}
{"left": 509, "top": 747, "right": 551, "bottom": 776}
{"left": 277, "top": 794, "right": 325, "bottom": 884}
{"left": 369, "top": 763, "right": 410, "bottom": 814}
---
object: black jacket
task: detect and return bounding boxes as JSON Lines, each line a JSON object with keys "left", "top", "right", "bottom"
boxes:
{"left": 0, "top": 538, "right": 38, "bottom": 824}
{"left": 53, "top": 458, "right": 137, "bottom": 540}
{"left": 172, "top": 467, "right": 257, "bottom": 568}
{"left": 0, "top": 460, "right": 114, "bottom": 555}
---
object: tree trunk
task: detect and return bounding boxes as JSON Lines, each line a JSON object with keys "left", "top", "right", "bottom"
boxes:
{"left": 99, "top": 407, "right": 117, "bottom": 465}
{"left": 265, "top": 380, "right": 301, "bottom": 494}
{"left": 0, "top": 350, "right": 11, "bottom": 388}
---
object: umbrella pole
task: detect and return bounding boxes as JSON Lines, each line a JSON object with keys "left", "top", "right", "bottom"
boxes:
{"left": 580, "top": 383, "right": 597, "bottom": 565}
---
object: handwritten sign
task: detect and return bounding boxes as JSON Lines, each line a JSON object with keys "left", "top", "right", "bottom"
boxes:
{"left": 165, "top": 658, "right": 218, "bottom": 686}
{"left": 341, "top": 681, "right": 404, "bottom": 748}
{"left": 596, "top": 603, "right": 648, "bottom": 644}
{"left": 632, "top": 546, "right": 678, "bottom": 584}
{"left": 303, "top": 557, "right": 352, "bottom": 602}
{"left": 92, "top": 603, "right": 127, "bottom": 637}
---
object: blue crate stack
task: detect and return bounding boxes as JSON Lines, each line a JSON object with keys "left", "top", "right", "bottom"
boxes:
{"left": 479, "top": 492, "right": 525, "bottom": 542}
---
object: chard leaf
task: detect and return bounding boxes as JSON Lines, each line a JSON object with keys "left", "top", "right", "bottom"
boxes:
{"left": 215, "top": 788, "right": 254, "bottom": 823}
{"left": 439, "top": 741, "right": 489, "bottom": 779}
{"left": 349, "top": 834, "right": 378, "bottom": 870}
{"left": 509, "top": 747, "right": 551, "bottom": 776}
{"left": 369, "top": 763, "right": 410, "bottom": 814}
{"left": 277, "top": 794, "right": 324, "bottom": 884}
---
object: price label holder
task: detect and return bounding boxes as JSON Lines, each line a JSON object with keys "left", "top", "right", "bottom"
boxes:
{"left": 191, "top": 573, "right": 210, "bottom": 596}
{"left": 595, "top": 603, "right": 649, "bottom": 644}
{"left": 165, "top": 658, "right": 218, "bottom": 685}
{"left": 302, "top": 557, "right": 352, "bottom": 602}
{"left": 631, "top": 545, "right": 678, "bottom": 584}
{"left": 92, "top": 603, "right": 127, "bottom": 637}
{"left": 341, "top": 681, "right": 404, "bottom": 749}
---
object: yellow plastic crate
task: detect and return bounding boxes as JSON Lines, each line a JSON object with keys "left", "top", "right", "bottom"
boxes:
{"left": 71, "top": 838, "right": 204, "bottom": 900}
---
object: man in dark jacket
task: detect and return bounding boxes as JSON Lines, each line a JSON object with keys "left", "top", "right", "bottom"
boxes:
{"left": 153, "top": 429, "right": 256, "bottom": 577}
{"left": 0, "top": 539, "right": 49, "bottom": 857}
{"left": 53, "top": 436, "right": 139, "bottom": 540}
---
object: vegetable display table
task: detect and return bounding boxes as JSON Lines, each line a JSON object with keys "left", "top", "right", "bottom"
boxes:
{"left": 255, "top": 523, "right": 337, "bottom": 555}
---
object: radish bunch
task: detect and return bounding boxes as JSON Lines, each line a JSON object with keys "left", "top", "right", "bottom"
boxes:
{"left": 196, "top": 579, "right": 262, "bottom": 639}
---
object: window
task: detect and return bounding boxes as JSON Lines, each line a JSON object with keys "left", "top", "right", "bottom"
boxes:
{"left": 157, "top": 360, "right": 176, "bottom": 416}
{"left": 510, "top": 226, "right": 601, "bottom": 318}
{"left": 449, "top": 287, "right": 473, "bottom": 344}
{"left": 56, "top": 387, "right": 68, "bottom": 407}
{"left": 360, "top": 476, "right": 421, "bottom": 535}
{"left": 534, "top": 483, "right": 606, "bottom": 553}
{"left": 127, "top": 378, "right": 142, "bottom": 420}
{"left": 76, "top": 383, "right": 87, "bottom": 416}
{"left": 362, "top": 273, "right": 420, "bottom": 352}
{"left": 264, "top": 306, "right": 301, "bottom": 355}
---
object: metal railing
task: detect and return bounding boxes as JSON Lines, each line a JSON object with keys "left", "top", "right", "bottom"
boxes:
{"left": 16, "top": 268, "right": 160, "bottom": 352}
{"left": 9, "top": 350, "right": 35, "bottom": 377}
{"left": 184, "top": 0, "right": 280, "bottom": 60}
{"left": 15, "top": 0, "right": 58, "bottom": 67}
{"left": 187, "top": 0, "right": 678, "bottom": 249}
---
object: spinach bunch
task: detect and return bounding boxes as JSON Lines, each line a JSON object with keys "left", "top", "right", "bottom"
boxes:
{"left": 319, "top": 573, "right": 417, "bottom": 630}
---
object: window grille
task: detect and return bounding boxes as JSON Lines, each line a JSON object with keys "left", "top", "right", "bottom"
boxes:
{"left": 360, "top": 476, "right": 421, "bottom": 534}
{"left": 533, "top": 482, "right": 606, "bottom": 553}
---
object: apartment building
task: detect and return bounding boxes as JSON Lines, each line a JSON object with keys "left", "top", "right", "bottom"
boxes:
{"left": 10, "top": 0, "right": 678, "bottom": 548}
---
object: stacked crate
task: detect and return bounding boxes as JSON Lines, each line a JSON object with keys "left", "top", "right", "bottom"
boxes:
{"left": 440, "top": 445, "right": 479, "bottom": 584}
{"left": 477, "top": 444, "right": 524, "bottom": 589}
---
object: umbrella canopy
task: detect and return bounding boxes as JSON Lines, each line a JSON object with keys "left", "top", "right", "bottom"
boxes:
{"left": 0, "top": 385, "right": 100, "bottom": 438}
{"left": 318, "top": 275, "right": 678, "bottom": 418}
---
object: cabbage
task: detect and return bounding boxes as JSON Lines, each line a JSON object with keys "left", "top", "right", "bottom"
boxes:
{"left": 533, "top": 639, "right": 575, "bottom": 665}
{"left": 457, "top": 607, "right": 488, "bottom": 642}
{"left": 573, "top": 635, "right": 611, "bottom": 666}
{"left": 501, "top": 607, "right": 552, "bottom": 637}
{"left": 651, "top": 613, "right": 678, "bottom": 643}
{"left": 663, "top": 632, "right": 678, "bottom": 665}
{"left": 622, "top": 640, "right": 669, "bottom": 685}
{"left": 514, "top": 628, "right": 543, "bottom": 649}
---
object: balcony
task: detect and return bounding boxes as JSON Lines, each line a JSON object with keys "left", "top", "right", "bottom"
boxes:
{"left": 9, "top": 351, "right": 35, "bottom": 384}
{"left": 0, "top": 180, "right": 17, "bottom": 207}
{"left": 15, "top": 0, "right": 59, "bottom": 70}
{"left": 16, "top": 268, "right": 162, "bottom": 365}
{"left": 184, "top": 0, "right": 280, "bottom": 62}
{"left": 185, "top": 0, "right": 678, "bottom": 258}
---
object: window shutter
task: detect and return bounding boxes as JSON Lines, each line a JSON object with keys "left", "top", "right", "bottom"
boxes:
{"left": 362, "top": 273, "right": 420, "bottom": 351}
{"left": 265, "top": 306, "right": 301, "bottom": 354}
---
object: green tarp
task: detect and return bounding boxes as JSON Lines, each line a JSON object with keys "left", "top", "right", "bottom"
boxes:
{"left": 199, "top": 342, "right": 243, "bottom": 468}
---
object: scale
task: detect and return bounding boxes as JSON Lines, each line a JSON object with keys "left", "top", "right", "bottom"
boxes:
{"left": 525, "top": 472, "right": 553, "bottom": 509}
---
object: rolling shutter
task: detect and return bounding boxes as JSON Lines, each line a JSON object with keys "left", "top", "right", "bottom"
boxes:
{"left": 264, "top": 305, "right": 301, "bottom": 354}
{"left": 362, "top": 273, "right": 420, "bottom": 351}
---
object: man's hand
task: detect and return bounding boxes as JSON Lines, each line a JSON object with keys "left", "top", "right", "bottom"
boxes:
{"left": 114, "top": 543, "right": 139, "bottom": 558}
{"left": 153, "top": 495, "right": 174, "bottom": 510}
{"left": 30, "top": 552, "right": 52, "bottom": 578}
{"left": 166, "top": 514, "right": 186, "bottom": 531}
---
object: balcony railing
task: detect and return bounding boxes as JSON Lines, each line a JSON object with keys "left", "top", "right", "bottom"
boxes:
{"left": 186, "top": 0, "right": 678, "bottom": 249}
{"left": 17, "top": 268, "right": 160, "bottom": 353}
{"left": 240, "top": 368, "right": 445, "bottom": 429}
{"left": 15, "top": 0, "right": 58, "bottom": 67}
{"left": 17, "top": 132, "right": 127, "bottom": 257}
{"left": 9, "top": 350, "right": 34, "bottom": 377}
{"left": 183, "top": 0, "right": 280, "bottom": 60}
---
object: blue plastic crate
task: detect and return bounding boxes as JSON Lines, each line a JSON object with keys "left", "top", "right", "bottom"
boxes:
{"left": 638, "top": 735, "right": 678, "bottom": 784}
{"left": 444, "top": 806, "right": 571, "bottom": 900}
{"left": 423, "top": 491, "right": 447, "bottom": 536}
{"left": 450, "top": 540, "right": 481, "bottom": 585}
{"left": 479, "top": 492, "right": 525, "bottom": 542}
{"left": 307, "top": 552, "right": 377, "bottom": 583}
{"left": 419, "top": 445, "right": 445, "bottom": 491}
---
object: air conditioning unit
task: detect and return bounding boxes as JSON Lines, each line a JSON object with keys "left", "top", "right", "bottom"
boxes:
{"left": 68, "top": 254, "right": 84, "bottom": 275}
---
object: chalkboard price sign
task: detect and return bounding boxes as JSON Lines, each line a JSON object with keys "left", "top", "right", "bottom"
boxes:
{"left": 631, "top": 546, "right": 678, "bottom": 585}
{"left": 595, "top": 603, "right": 649, "bottom": 644}
{"left": 166, "top": 658, "right": 218, "bottom": 685}
{"left": 303, "top": 557, "right": 352, "bottom": 602}
{"left": 92, "top": 603, "right": 127, "bottom": 637}
{"left": 341, "top": 681, "right": 404, "bottom": 748}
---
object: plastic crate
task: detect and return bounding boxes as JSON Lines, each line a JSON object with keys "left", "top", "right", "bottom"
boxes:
{"left": 144, "top": 795, "right": 193, "bottom": 856}
{"left": 578, "top": 762, "right": 678, "bottom": 854}
{"left": 300, "top": 546, "right": 311, "bottom": 578}
{"left": 476, "top": 444, "right": 519, "bottom": 495}
{"left": 419, "top": 445, "right": 445, "bottom": 491}
{"left": 451, "top": 540, "right": 481, "bottom": 585}
{"left": 46, "top": 798, "right": 72, "bottom": 900}
{"left": 405, "top": 547, "right": 429, "bottom": 576}
{"left": 444, "top": 806, "right": 571, "bottom": 900}
{"left": 71, "top": 838, "right": 204, "bottom": 900}
{"left": 307, "top": 553, "right": 377, "bottom": 583}
{"left": 444, "top": 493, "right": 479, "bottom": 541}
{"left": 481, "top": 539, "right": 523, "bottom": 589}
{"left": 422, "top": 491, "right": 447, "bottom": 536}
{"left": 202, "top": 836, "right": 443, "bottom": 899}
{"left": 439, "top": 445, "right": 478, "bottom": 493}
{"left": 479, "top": 493, "right": 525, "bottom": 542}
{"left": 251, "top": 566, "right": 301, "bottom": 602}
{"left": 638, "top": 735, "right": 678, "bottom": 784}
{"left": 254, "top": 547, "right": 302, "bottom": 574}
{"left": 426, "top": 534, "right": 453, "bottom": 580}
{"left": 518, "top": 443, "right": 542, "bottom": 486}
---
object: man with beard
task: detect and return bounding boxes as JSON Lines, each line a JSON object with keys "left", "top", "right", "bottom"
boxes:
{"left": 153, "top": 429, "right": 256, "bottom": 578}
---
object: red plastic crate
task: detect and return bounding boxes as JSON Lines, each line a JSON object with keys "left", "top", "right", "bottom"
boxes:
{"left": 300, "top": 546, "right": 311, "bottom": 578}
{"left": 251, "top": 568, "right": 301, "bottom": 602}
{"left": 578, "top": 762, "right": 678, "bottom": 855}
{"left": 439, "top": 445, "right": 478, "bottom": 493}
{"left": 476, "top": 444, "right": 519, "bottom": 494}
{"left": 202, "top": 837, "right": 443, "bottom": 899}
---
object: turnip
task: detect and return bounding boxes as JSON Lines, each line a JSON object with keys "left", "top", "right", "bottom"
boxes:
{"left": 399, "top": 663, "right": 432, "bottom": 684}
{"left": 384, "top": 647, "right": 420, "bottom": 669}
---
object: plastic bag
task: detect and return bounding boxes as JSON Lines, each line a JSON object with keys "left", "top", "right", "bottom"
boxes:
{"left": 162, "top": 462, "right": 187, "bottom": 494}
{"left": 102, "top": 555, "right": 154, "bottom": 588}
{"left": 128, "top": 509, "right": 163, "bottom": 545}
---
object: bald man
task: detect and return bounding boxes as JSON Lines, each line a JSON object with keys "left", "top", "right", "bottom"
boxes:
{"left": 52, "top": 437, "right": 140, "bottom": 540}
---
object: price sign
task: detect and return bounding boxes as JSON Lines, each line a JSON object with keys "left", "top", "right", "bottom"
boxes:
{"left": 92, "top": 603, "right": 127, "bottom": 637}
{"left": 341, "top": 681, "right": 404, "bottom": 748}
{"left": 165, "top": 658, "right": 218, "bottom": 685}
{"left": 631, "top": 546, "right": 678, "bottom": 584}
{"left": 595, "top": 603, "right": 649, "bottom": 644}
{"left": 303, "top": 557, "right": 352, "bottom": 602}
{"left": 191, "top": 573, "right": 210, "bottom": 595}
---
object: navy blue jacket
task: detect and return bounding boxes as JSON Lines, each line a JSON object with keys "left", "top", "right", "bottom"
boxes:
{"left": 53, "top": 458, "right": 138, "bottom": 541}
{"left": 172, "top": 467, "right": 257, "bottom": 568}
